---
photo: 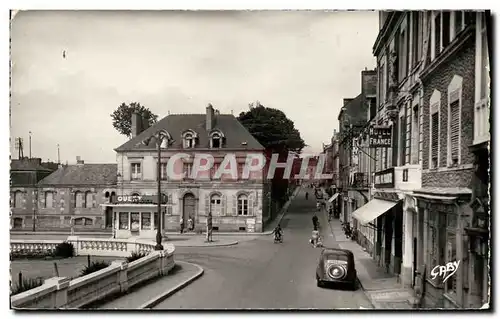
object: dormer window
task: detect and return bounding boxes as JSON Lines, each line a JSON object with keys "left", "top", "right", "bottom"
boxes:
{"left": 209, "top": 130, "right": 224, "bottom": 148}
{"left": 182, "top": 130, "right": 197, "bottom": 149}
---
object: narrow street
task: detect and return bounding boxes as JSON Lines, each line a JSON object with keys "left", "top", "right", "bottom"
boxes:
{"left": 154, "top": 189, "right": 373, "bottom": 309}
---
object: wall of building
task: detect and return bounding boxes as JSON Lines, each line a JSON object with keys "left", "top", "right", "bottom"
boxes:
{"left": 421, "top": 34, "right": 476, "bottom": 188}
{"left": 10, "top": 185, "right": 113, "bottom": 231}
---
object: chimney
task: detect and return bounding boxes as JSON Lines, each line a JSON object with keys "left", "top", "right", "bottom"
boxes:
{"left": 141, "top": 115, "right": 150, "bottom": 132}
{"left": 76, "top": 156, "right": 84, "bottom": 165}
{"left": 343, "top": 98, "right": 354, "bottom": 106}
{"left": 206, "top": 103, "right": 215, "bottom": 131}
{"left": 131, "top": 112, "right": 142, "bottom": 138}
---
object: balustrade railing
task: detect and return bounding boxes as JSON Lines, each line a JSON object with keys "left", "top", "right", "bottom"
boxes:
{"left": 10, "top": 237, "right": 176, "bottom": 309}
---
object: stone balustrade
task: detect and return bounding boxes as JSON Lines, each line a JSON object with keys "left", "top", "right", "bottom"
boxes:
{"left": 10, "top": 237, "right": 175, "bottom": 309}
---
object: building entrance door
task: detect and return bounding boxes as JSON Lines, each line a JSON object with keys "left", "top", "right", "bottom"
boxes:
{"left": 183, "top": 193, "right": 196, "bottom": 228}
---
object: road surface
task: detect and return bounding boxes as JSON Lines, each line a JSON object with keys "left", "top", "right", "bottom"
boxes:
{"left": 154, "top": 188, "right": 373, "bottom": 309}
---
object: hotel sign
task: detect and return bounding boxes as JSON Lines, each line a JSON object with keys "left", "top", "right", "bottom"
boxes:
{"left": 369, "top": 126, "right": 392, "bottom": 148}
{"left": 374, "top": 167, "right": 395, "bottom": 189}
{"left": 114, "top": 195, "right": 168, "bottom": 204}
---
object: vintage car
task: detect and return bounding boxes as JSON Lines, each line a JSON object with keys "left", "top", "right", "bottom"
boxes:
{"left": 316, "top": 248, "right": 357, "bottom": 290}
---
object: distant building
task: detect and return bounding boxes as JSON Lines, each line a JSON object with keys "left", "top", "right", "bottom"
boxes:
{"left": 34, "top": 158, "right": 118, "bottom": 231}
{"left": 10, "top": 158, "right": 57, "bottom": 230}
{"left": 110, "top": 104, "right": 267, "bottom": 238}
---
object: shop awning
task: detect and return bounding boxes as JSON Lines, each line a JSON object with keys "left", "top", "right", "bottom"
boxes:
{"left": 352, "top": 199, "right": 399, "bottom": 225}
{"left": 328, "top": 193, "right": 340, "bottom": 203}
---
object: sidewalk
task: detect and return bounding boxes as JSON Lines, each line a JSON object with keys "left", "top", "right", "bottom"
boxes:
{"left": 162, "top": 235, "right": 241, "bottom": 247}
{"left": 327, "top": 217, "right": 416, "bottom": 309}
{"left": 95, "top": 261, "right": 203, "bottom": 309}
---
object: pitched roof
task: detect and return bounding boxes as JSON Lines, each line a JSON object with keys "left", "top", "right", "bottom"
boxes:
{"left": 38, "top": 164, "right": 117, "bottom": 186}
{"left": 11, "top": 158, "right": 53, "bottom": 172}
{"left": 115, "top": 113, "right": 264, "bottom": 152}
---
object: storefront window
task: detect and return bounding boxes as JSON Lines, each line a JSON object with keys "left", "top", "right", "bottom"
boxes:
{"left": 131, "top": 212, "right": 140, "bottom": 231}
{"left": 141, "top": 212, "right": 151, "bottom": 230}
{"left": 119, "top": 212, "right": 129, "bottom": 230}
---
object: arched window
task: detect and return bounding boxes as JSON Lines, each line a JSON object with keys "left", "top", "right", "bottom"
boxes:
{"left": 105, "top": 191, "right": 110, "bottom": 198}
{"left": 210, "top": 194, "right": 222, "bottom": 216}
{"left": 210, "top": 132, "right": 222, "bottom": 148}
{"left": 85, "top": 191, "right": 93, "bottom": 208}
{"left": 14, "top": 191, "right": 23, "bottom": 208}
{"left": 237, "top": 194, "right": 249, "bottom": 216}
{"left": 183, "top": 131, "right": 196, "bottom": 148}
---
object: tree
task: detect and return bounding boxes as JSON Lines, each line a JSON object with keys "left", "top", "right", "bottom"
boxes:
{"left": 238, "top": 102, "right": 306, "bottom": 204}
{"left": 110, "top": 102, "right": 159, "bottom": 138}
{"left": 237, "top": 103, "right": 306, "bottom": 153}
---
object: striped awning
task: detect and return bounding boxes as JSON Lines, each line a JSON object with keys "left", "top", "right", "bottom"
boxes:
{"left": 352, "top": 199, "right": 399, "bottom": 225}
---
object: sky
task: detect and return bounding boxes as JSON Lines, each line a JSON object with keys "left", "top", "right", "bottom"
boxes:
{"left": 10, "top": 10, "right": 378, "bottom": 164}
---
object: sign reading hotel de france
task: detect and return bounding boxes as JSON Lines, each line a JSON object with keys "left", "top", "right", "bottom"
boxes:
{"left": 369, "top": 126, "right": 392, "bottom": 148}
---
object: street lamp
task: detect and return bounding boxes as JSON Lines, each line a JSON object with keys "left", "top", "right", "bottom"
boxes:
{"left": 155, "top": 130, "right": 169, "bottom": 251}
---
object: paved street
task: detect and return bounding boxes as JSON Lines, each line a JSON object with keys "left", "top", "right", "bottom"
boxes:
{"left": 154, "top": 189, "right": 374, "bottom": 309}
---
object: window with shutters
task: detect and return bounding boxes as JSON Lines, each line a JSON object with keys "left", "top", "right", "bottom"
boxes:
{"left": 237, "top": 194, "right": 249, "bottom": 216}
{"left": 474, "top": 12, "right": 490, "bottom": 145}
{"left": 431, "top": 113, "right": 439, "bottom": 168}
{"left": 210, "top": 194, "right": 222, "bottom": 216}
{"left": 45, "top": 191, "right": 54, "bottom": 208}
{"left": 411, "top": 12, "right": 422, "bottom": 68}
{"left": 85, "top": 191, "right": 94, "bottom": 208}
{"left": 449, "top": 100, "right": 460, "bottom": 165}
{"left": 400, "top": 115, "right": 406, "bottom": 166}
{"left": 411, "top": 105, "right": 420, "bottom": 164}
{"left": 130, "top": 162, "right": 141, "bottom": 180}
{"left": 183, "top": 162, "right": 193, "bottom": 179}
{"left": 447, "top": 76, "right": 462, "bottom": 166}
{"left": 429, "top": 90, "right": 441, "bottom": 169}
{"left": 74, "top": 191, "right": 84, "bottom": 208}
{"left": 14, "top": 191, "right": 24, "bottom": 208}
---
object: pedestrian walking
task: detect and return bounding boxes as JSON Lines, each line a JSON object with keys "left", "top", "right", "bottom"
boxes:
{"left": 188, "top": 216, "right": 194, "bottom": 231}
{"left": 312, "top": 214, "right": 318, "bottom": 229}
{"left": 206, "top": 211, "right": 213, "bottom": 242}
{"left": 180, "top": 217, "right": 184, "bottom": 234}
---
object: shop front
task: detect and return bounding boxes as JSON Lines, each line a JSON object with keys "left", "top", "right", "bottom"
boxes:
{"left": 105, "top": 194, "right": 169, "bottom": 239}
{"left": 351, "top": 191, "right": 403, "bottom": 274}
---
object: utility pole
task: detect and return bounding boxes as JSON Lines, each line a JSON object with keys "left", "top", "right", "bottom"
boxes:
{"left": 57, "top": 144, "right": 60, "bottom": 164}
{"left": 29, "top": 131, "right": 32, "bottom": 159}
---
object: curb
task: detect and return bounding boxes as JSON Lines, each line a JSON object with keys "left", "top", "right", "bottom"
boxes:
{"left": 139, "top": 261, "right": 204, "bottom": 309}
{"left": 173, "top": 240, "right": 238, "bottom": 248}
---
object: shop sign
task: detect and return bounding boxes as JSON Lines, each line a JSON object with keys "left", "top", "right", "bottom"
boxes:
{"left": 114, "top": 194, "right": 168, "bottom": 204}
{"left": 369, "top": 126, "right": 392, "bottom": 148}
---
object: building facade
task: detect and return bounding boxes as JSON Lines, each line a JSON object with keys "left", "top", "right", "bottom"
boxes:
{"left": 350, "top": 10, "right": 490, "bottom": 309}
{"left": 109, "top": 104, "right": 267, "bottom": 238}
{"left": 337, "top": 69, "right": 376, "bottom": 227}
{"left": 10, "top": 158, "right": 57, "bottom": 230}
{"left": 35, "top": 159, "right": 117, "bottom": 231}
{"left": 413, "top": 11, "right": 489, "bottom": 308}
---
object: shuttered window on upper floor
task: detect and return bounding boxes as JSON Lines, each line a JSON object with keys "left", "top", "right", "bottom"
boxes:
{"left": 431, "top": 112, "right": 439, "bottom": 168}
{"left": 449, "top": 100, "right": 460, "bottom": 165}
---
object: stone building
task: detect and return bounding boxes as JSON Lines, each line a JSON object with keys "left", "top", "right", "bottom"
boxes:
{"left": 35, "top": 158, "right": 117, "bottom": 231}
{"left": 337, "top": 69, "right": 376, "bottom": 227}
{"left": 350, "top": 11, "right": 489, "bottom": 309}
{"left": 10, "top": 157, "right": 57, "bottom": 230}
{"left": 413, "top": 11, "right": 489, "bottom": 308}
{"left": 109, "top": 104, "right": 266, "bottom": 238}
